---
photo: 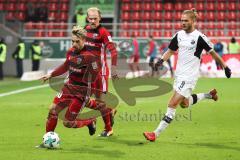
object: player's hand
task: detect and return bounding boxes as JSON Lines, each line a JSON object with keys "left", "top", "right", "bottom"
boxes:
{"left": 40, "top": 73, "right": 52, "bottom": 83}
{"left": 155, "top": 58, "right": 164, "bottom": 68}
{"left": 224, "top": 66, "right": 231, "bottom": 78}
{"left": 111, "top": 65, "right": 119, "bottom": 80}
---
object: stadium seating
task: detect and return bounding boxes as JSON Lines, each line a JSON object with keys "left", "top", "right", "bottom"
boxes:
{"left": 0, "top": 3, "right": 4, "bottom": 11}
{"left": 35, "top": 30, "right": 45, "bottom": 37}
{"left": 175, "top": 3, "right": 184, "bottom": 11}
{"left": 49, "top": 3, "right": 58, "bottom": 11}
{"left": 5, "top": 12, "right": 15, "bottom": 21}
{"left": 1, "top": 0, "right": 239, "bottom": 38}
{"left": 6, "top": 3, "right": 15, "bottom": 11}
{"left": 119, "top": 0, "right": 240, "bottom": 37}
{"left": 16, "top": 12, "right": 26, "bottom": 21}
{"left": 2, "top": 0, "right": 70, "bottom": 37}
{"left": 18, "top": 3, "right": 27, "bottom": 11}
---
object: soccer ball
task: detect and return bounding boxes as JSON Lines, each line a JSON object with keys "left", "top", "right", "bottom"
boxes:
{"left": 43, "top": 132, "right": 60, "bottom": 149}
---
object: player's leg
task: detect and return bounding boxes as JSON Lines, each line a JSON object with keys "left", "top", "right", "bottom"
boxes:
{"left": 46, "top": 104, "right": 59, "bottom": 132}
{"left": 129, "top": 57, "right": 135, "bottom": 77}
{"left": 129, "top": 62, "right": 134, "bottom": 73}
{"left": 63, "top": 98, "right": 96, "bottom": 134}
{"left": 143, "top": 91, "right": 185, "bottom": 141}
{"left": 134, "top": 62, "right": 140, "bottom": 77}
{"left": 86, "top": 94, "right": 113, "bottom": 136}
{"left": 46, "top": 100, "right": 68, "bottom": 132}
{"left": 144, "top": 80, "right": 193, "bottom": 141}
{"left": 180, "top": 89, "right": 218, "bottom": 108}
{"left": 148, "top": 57, "right": 154, "bottom": 77}
{"left": 90, "top": 75, "right": 115, "bottom": 137}
{"left": 154, "top": 59, "right": 160, "bottom": 76}
{"left": 134, "top": 56, "right": 140, "bottom": 77}
{"left": 36, "top": 98, "right": 69, "bottom": 148}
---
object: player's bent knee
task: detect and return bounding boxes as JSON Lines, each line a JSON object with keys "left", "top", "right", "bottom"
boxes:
{"left": 179, "top": 99, "right": 189, "bottom": 108}
{"left": 96, "top": 100, "right": 106, "bottom": 109}
{"left": 179, "top": 102, "right": 188, "bottom": 108}
{"left": 49, "top": 104, "right": 58, "bottom": 114}
{"left": 168, "top": 102, "right": 178, "bottom": 108}
{"left": 63, "top": 121, "right": 74, "bottom": 128}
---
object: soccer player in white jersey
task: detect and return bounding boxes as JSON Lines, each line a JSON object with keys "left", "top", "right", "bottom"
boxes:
{"left": 143, "top": 8, "right": 232, "bottom": 142}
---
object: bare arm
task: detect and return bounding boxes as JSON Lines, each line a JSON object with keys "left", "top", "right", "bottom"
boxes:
{"left": 209, "top": 50, "right": 231, "bottom": 78}
{"left": 155, "top": 48, "right": 175, "bottom": 67}
{"left": 161, "top": 49, "right": 175, "bottom": 61}
{"left": 40, "top": 60, "right": 69, "bottom": 83}
{"left": 209, "top": 50, "right": 227, "bottom": 68}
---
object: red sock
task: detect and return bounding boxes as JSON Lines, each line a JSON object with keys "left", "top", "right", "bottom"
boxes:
{"left": 101, "top": 108, "right": 112, "bottom": 131}
{"left": 86, "top": 99, "right": 112, "bottom": 131}
{"left": 46, "top": 113, "right": 58, "bottom": 132}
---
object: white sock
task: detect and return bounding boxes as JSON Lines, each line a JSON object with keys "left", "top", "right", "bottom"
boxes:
{"left": 189, "top": 93, "right": 211, "bottom": 107}
{"left": 154, "top": 107, "right": 176, "bottom": 137}
{"left": 197, "top": 93, "right": 206, "bottom": 101}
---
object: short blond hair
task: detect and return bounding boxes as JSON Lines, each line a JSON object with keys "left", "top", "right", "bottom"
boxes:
{"left": 182, "top": 8, "right": 198, "bottom": 21}
{"left": 87, "top": 7, "right": 101, "bottom": 18}
{"left": 72, "top": 25, "right": 86, "bottom": 38}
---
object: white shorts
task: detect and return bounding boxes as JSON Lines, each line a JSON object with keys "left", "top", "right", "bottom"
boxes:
{"left": 173, "top": 79, "right": 197, "bottom": 98}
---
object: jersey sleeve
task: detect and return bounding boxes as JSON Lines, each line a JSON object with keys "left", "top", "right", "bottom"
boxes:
{"left": 101, "top": 28, "right": 118, "bottom": 66}
{"left": 199, "top": 34, "right": 213, "bottom": 52}
{"left": 168, "top": 33, "right": 179, "bottom": 51}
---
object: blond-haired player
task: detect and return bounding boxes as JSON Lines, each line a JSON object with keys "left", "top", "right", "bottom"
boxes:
{"left": 144, "top": 9, "right": 231, "bottom": 142}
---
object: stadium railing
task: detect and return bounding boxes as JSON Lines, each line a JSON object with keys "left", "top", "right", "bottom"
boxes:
{"left": 22, "top": 22, "right": 240, "bottom": 38}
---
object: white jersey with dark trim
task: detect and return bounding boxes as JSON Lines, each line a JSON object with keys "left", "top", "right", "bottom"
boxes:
{"left": 168, "top": 29, "right": 213, "bottom": 81}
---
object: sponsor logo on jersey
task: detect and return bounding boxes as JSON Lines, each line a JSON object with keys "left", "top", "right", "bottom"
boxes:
{"left": 85, "top": 41, "right": 96, "bottom": 47}
{"left": 69, "top": 66, "right": 82, "bottom": 73}
{"left": 191, "top": 39, "right": 195, "bottom": 44}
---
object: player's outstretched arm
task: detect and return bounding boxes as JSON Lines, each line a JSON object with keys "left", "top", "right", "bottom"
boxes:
{"left": 40, "top": 73, "right": 52, "bottom": 83}
{"left": 209, "top": 50, "right": 231, "bottom": 78}
{"left": 40, "top": 60, "right": 69, "bottom": 83}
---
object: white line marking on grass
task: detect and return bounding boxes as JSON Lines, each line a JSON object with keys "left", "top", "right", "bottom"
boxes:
{"left": 0, "top": 84, "right": 49, "bottom": 98}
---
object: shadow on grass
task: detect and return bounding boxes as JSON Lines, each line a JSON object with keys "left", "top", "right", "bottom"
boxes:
{"left": 161, "top": 141, "right": 240, "bottom": 152}
{"left": 194, "top": 142, "right": 240, "bottom": 152}
{"left": 61, "top": 145, "right": 125, "bottom": 158}
{"left": 96, "top": 136, "right": 148, "bottom": 146}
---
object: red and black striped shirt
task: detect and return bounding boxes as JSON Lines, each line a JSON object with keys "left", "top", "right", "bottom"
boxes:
{"left": 51, "top": 47, "right": 101, "bottom": 85}
{"left": 84, "top": 24, "right": 117, "bottom": 75}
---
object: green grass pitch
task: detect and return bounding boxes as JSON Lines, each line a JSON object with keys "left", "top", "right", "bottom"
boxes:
{"left": 0, "top": 78, "right": 239, "bottom": 160}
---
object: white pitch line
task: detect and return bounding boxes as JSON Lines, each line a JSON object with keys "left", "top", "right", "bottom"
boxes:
{"left": 0, "top": 84, "right": 49, "bottom": 98}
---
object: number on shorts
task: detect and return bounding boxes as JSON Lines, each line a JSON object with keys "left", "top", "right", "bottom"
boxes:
{"left": 178, "top": 81, "right": 185, "bottom": 90}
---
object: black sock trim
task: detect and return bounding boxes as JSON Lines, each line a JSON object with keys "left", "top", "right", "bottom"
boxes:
{"left": 191, "top": 94, "right": 198, "bottom": 104}
{"left": 162, "top": 115, "right": 173, "bottom": 123}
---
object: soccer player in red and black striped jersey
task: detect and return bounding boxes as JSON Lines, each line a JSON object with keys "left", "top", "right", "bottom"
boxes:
{"left": 84, "top": 7, "right": 118, "bottom": 137}
{"left": 36, "top": 26, "right": 105, "bottom": 148}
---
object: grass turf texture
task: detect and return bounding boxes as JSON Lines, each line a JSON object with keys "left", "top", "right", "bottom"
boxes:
{"left": 0, "top": 78, "right": 239, "bottom": 160}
